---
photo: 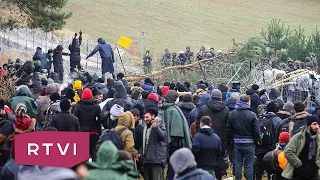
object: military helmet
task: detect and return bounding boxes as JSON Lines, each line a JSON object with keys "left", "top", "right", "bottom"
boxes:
{"left": 186, "top": 46, "right": 190, "bottom": 50}
{"left": 305, "top": 57, "right": 311, "bottom": 62}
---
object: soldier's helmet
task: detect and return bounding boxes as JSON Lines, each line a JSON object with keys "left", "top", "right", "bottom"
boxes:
{"left": 186, "top": 46, "right": 190, "bottom": 50}
{"left": 305, "top": 57, "right": 311, "bottom": 62}
{"left": 179, "top": 51, "right": 184, "bottom": 54}
{"left": 146, "top": 50, "right": 150, "bottom": 53}
{"left": 165, "top": 48, "right": 169, "bottom": 52}
{"left": 172, "top": 52, "right": 177, "bottom": 56}
{"left": 294, "top": 60, "right": 301, "bottom": 66}
{"left": 307, "top": 61, "right": 314, "bottom": 68}
{"left": 200, "top": 46, "right": 205, "bottom": 51}
{"left": 287, "top": 57, "right": 293, "bottom": 64}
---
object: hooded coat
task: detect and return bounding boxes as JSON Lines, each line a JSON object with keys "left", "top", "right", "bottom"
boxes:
{"left": 88, "top": 39, "right": 115, "bottom": 74}
{"left": 200, "top": 100, "right": 229, "bottom": 151}
{"left": 246, "top": 89, "right": 262, "bottom": 114}
{"left": 158, "top": 102, "right": 192, "bottom": 151}
{"left": 86, "top": 141, "right": 139, "bottom": 180}
{"left": 179, "top": 102, "right": 195, "bottom": 120}
{"left": 69, "top": 36, "right": 82, "bottom": 63}
{"left": 33, "top": 48, "right": 48, "bottom": 70}
{"left": 10, "top": 86, "right": 37, "bottom": 118}
{"left": 115, "top": 112, "right": 137, "bottom": 156}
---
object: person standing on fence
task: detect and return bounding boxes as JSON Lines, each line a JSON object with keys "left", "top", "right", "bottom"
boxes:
{"left": 86, "top": 38, "right": 115, "bottom": 80}
{"left": 69, "top": 31, "right": 82, "bottom": 72}
{"left": 53, "top": 45, "right": 65, "bottom": 82}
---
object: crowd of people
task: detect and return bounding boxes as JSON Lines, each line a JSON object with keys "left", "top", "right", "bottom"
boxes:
{"left": 0, "top": 41, "right": 319, "bottom": 180}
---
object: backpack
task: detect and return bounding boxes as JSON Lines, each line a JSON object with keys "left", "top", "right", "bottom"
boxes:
{"left": 257, "top": 116, "right": 275, "bottom": 149}
{"left": 263, "top": 148, "right": 284, "bottom": 174}
{"left": 43, "top": 100, "right": 61, "bottom": 130}
{"left": 96, "top": 128, "right": 127, "bottom": 150}
{"left": 277, "top": 118, "right": 291, "bottom": 136}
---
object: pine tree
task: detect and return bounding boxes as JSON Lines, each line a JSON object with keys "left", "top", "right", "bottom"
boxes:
{"left": 0, "top": 0, "right": 71, "bottom": 31}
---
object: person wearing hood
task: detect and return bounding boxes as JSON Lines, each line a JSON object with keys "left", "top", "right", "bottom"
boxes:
{"left": 86, "top": 141, "right": 139, "bottom": 180}
{"left": 136, "top": 103, "right": 167, "bottom": 180}
{"left": 178, "top": 94, "right": 195, "bottom": 120}
{"left": 10, "top": 86, "right": 37, "bottom": 118}
{"left": 276, "top": 101, "right": 294, "bottom": 120}
{"left": 14, "top": 103, "right": 36, "bottom": 134}
{"left": 289, "top": 102, "right": 310, "bottom": 136}
{"left": 268, "top": 88, "right": 284, "bottom": 110}
{"left": 226, "top": 92, "right": 240, "bottom": 112}
{"left": 246, "top": 84, "right": 262, "bottom": 115}
{"left": 189, "top": 94, "right": 211, "bottom": 136}
{"left": 99, "top": 88, "right": 115, "bottom": 110}
{"left": 131, "top": 89, "right": 144, "bottom": 108}
{"left": 52, "top": 45, "right": 67, "bottom": 82}
{"left": 36, "top": 83, "right": 60, "bottom": 125}
{"left": 87, "top": 38, "right": 115, "bottom": 80}
{"left": 282, "top": 115, "right": 320, "bottom": 180}
{"left": 158, "top": 90, "right": 192, "bottom": 180}
{"left": 32, "top": 47, "right": 47, "bottom": 70}
{"left": 170, "top": 148, "right": 213, "bottom": 180}
{"left": 192, "top": 116, "right": 222, "bottom": 176}
{"left": 51, "top": 99, "right": 80, "bottom": 132}
{"left": 255, "top": 102, "right": 282, "bottom": 180}
{"left": 69, "top": 31, "right": 82, "bottom": 72}
{"left": 142, "top": 78, "right": 157, "bottom": 93}
{"left": 217, "top": 84, "right": 228, "bottom": 102}
{"left": 115, "top": 111, "right": 138, "bottom": 157}
{"left": 73, "top": 88, "right": 102, "bottom": 160}
{"left": 227, "top": 94, "right": 259, "bottom": 180}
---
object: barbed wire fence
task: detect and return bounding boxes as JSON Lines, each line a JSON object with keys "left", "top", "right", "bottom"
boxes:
{"left": 0, "top": 28, "right": 137, "bottom": 77}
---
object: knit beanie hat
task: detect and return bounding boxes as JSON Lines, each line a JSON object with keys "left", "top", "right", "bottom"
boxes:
{"left": 177, "top": 84, "right": 185, "bottom": 92}
{"left": 279, "top": 132, "right": 290, "bottom": 143}
{"left": 50, "top": 92, "right": 61, "bottom": 101}
{"left": 283, "top": 102, "right": 294, "bottom": 111}
{"left": 134, "top": 82, "right": 141, "bottom": 87}
{"left": 60, "top": 99, "right": 71, "bottom": 111}
{"left": 267, "top": 102, "right": 278, "bottom": 113}
{"left": 162, "top": 86, "right": 169, "bottom": 97}
{"left": 110, "top": 104, "right": 124, "bottom": 117}
{"left": 145, "top": 102, "right": 159, "bottom": 116}
{"left": 82, "top": 88, "right": 93, "bottom": 100}
{"left": 147, "top": 93, "right": 159, "bottom": 103}
{"left": 165, "top": 90, "right": 179, "bottom": 103}
{"left": 170, "top": 148, "right": 197, "bottom": 175}
{"left": 211, "top": 89, "right": 222, "bottom": 101}
{"left": 252, "top": 84, "right": 259, "bottom": 91}
{"left": 183, "top": 94, "right": 193, "bottom": 102}
{"left": 307, "top": 115, "right": 319, "bottom": 126}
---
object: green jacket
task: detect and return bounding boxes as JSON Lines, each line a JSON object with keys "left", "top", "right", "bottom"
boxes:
{"left": 10, "top": 86, "right": 37, "bottom": 118}
{"left": 282, "top": 128, "right": 320, "bottom": 179}
{"left": 85, "top": 141, "right": 139, "bottom": 180}
{"left": 158, "top": 102, "right": 192, "bottom": 149}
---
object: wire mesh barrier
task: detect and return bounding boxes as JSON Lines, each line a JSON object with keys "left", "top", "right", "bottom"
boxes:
{"left": 0, "top": 28, "right": 136, "bottom": 77}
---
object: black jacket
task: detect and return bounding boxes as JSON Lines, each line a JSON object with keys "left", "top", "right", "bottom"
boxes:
{"left": 69, "top": 35, "right": 82, "bottom": 63}
{"left": 102, "top": 84, "right": 132, "bottom": 113}
{"left": 51, "top": 111, "right": 81, "bottom": 132}
{"left": 227, "top": 102, "right": 260, "bottom": 143}
{"left": 53, "top": 50, "right": 63, "bottom": 68}
{"left": 192, "top": 127, "right": 222, "bottom": 170}
{"left": 134, "top": 121, "right": 144, "bottom": 151}
{"left": 246, "top": 89, "right": 262, "bottom": 115}
{"left": 73, "top": 100, "right": 102, "bottom": 134}
{"left": 200, "top": 100, "right": 229, "bottom": 151}
{"left": 141, "top": 119, "right": 167, "bottom": 166}
{"left": 179, "top": 102, "right": 195, "bottom": 120}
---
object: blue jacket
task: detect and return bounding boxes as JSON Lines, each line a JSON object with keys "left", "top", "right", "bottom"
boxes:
{"left": 95, "top": 83, "right": 108, "bottom": 94}
{"left": 141, "top": 83, "right": 157, "bottom": 93}
{"left": 192, "top": 127, "right": 222, "bottom": 170}
{"left": 33, "top": 49, "right": 48, "bottom": 70}
{"left": 176, "top": 168, "right": 213, "bottom": 180}
{"left": 88, "top": 39, "right": 115, "bottom": 73}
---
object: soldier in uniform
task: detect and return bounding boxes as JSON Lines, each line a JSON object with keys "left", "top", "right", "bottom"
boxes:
{"left": 161, "top": 48, "right": 172, "bottom": 67}
{"left": 143, "top": 50, "right": 152, "bottom": 74}
{"left": 204, "top": 47, "right": 215, "bottom": 59}
{"left": 196, "top": 46, "right": 206, "bottom": 61}
{"left": 171, "top": 52, "right": 180, "bottom": 66}
{"left": 178, "top": 51, "right": 187, "bottom": 65}
{"left": 286, "top": 58, "right": 294, "bottom": 72}
{"left": 185, "top": 46, "right": 194, "bottom": 64}
{"left": 294, "top": 60, "right": 301, "bottom": 70}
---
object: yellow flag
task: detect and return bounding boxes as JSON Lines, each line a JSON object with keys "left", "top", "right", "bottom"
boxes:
{"left": 116, "top": 35, "right": 133, "bottom": 49}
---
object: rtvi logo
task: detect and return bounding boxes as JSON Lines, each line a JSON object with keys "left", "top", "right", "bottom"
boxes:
{"left": 15, "top": 132, "right": 89, "bottom": 167}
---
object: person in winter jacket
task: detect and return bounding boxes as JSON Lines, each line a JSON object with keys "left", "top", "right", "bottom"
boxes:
{"left": 86, "top": 141, "right": 139, "bottom": 180}
{"left": 14, "top": 103, "right": 36, "bottom": 134}
{"left": 131, "top": 89, "right": 144, "bottom": 108}
{"left": 255, "top": 102, "right": 282, "bottom": 180}
{"left": 289, "top": 102, "right": 309, "bottom": 136}
{"left": 170, "top": 148, "right": 213, "bottom": 180}
{"left": 10, "top": 85, "right": 37, "bottom": 118}
{"left": 226, "top": 92, "right": 240, "bottom": 111}
{"left": 73, "top": 88, "right": 102, "bottom": 160}
{"left": 199, "top": 89, "right": 229, "bottom": 177}
{"left": 115, "top": 111, "right": 138, "bottom": 157}
{"left": 192, "top": 116, "right": 222, "bottom": 175}
{"left": 87, "top": 38, "right": 115, "bottom": 79}
{"left": 136, "top": 102, "right": 167, "bottom": 180}
{"left": 269, "top": 88, "right": 284, "bottom": 111}
{"left": 36, "top": 83, "right": 60, "bottom": 125}
{"left": 246, "top": 84, "right": 262, "bottom": 115}
{"left": 52, "top": 45, "right": 66, "bottom": 82}
{"left": 69, "top": 31, "right": 82, "bottom": 71}
{"left": 0, "top": 100, "right": 15, "bottom": 123}
{"left": 102, "top": 104, "right": 124, "bottom": 130}
{"left": 51, "top": 99, "right": 80, "bottom": 132}
{"left": 117, "top": 72, "right": 129, "bottom": 87}
{"left": 217, "top": 84, "right": 228, "bottom": 102}
{"left": 225, "top": 81, "right": 241, "bottom": 101}
{"left": 142, "top": 78, "right": 157, "bottom": 93}
{"left": 94, "top": 78, "right": 108, "bottom": 94}
{"left": 276, "top": 101, "right": 294, "bottom": 120}
{"left": 158, "top": 90, "right": 192, "bottom": 180}
{"left": 131, "top": 108, "right": 144, "bottom": 152}
{"left": 282, "top": 116, "right": 320, "bottom": 180}
{"left": 178, "top": 94, "right": 195, "bottom": 121}
{"left": 189, "top": 94, "right": 211, "bottom": 134}
{"left": 227, "top": 95, "right": 260, "bottom": 180}
{"left": 33, "top": 47, "right": 48, "bottom": 71}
